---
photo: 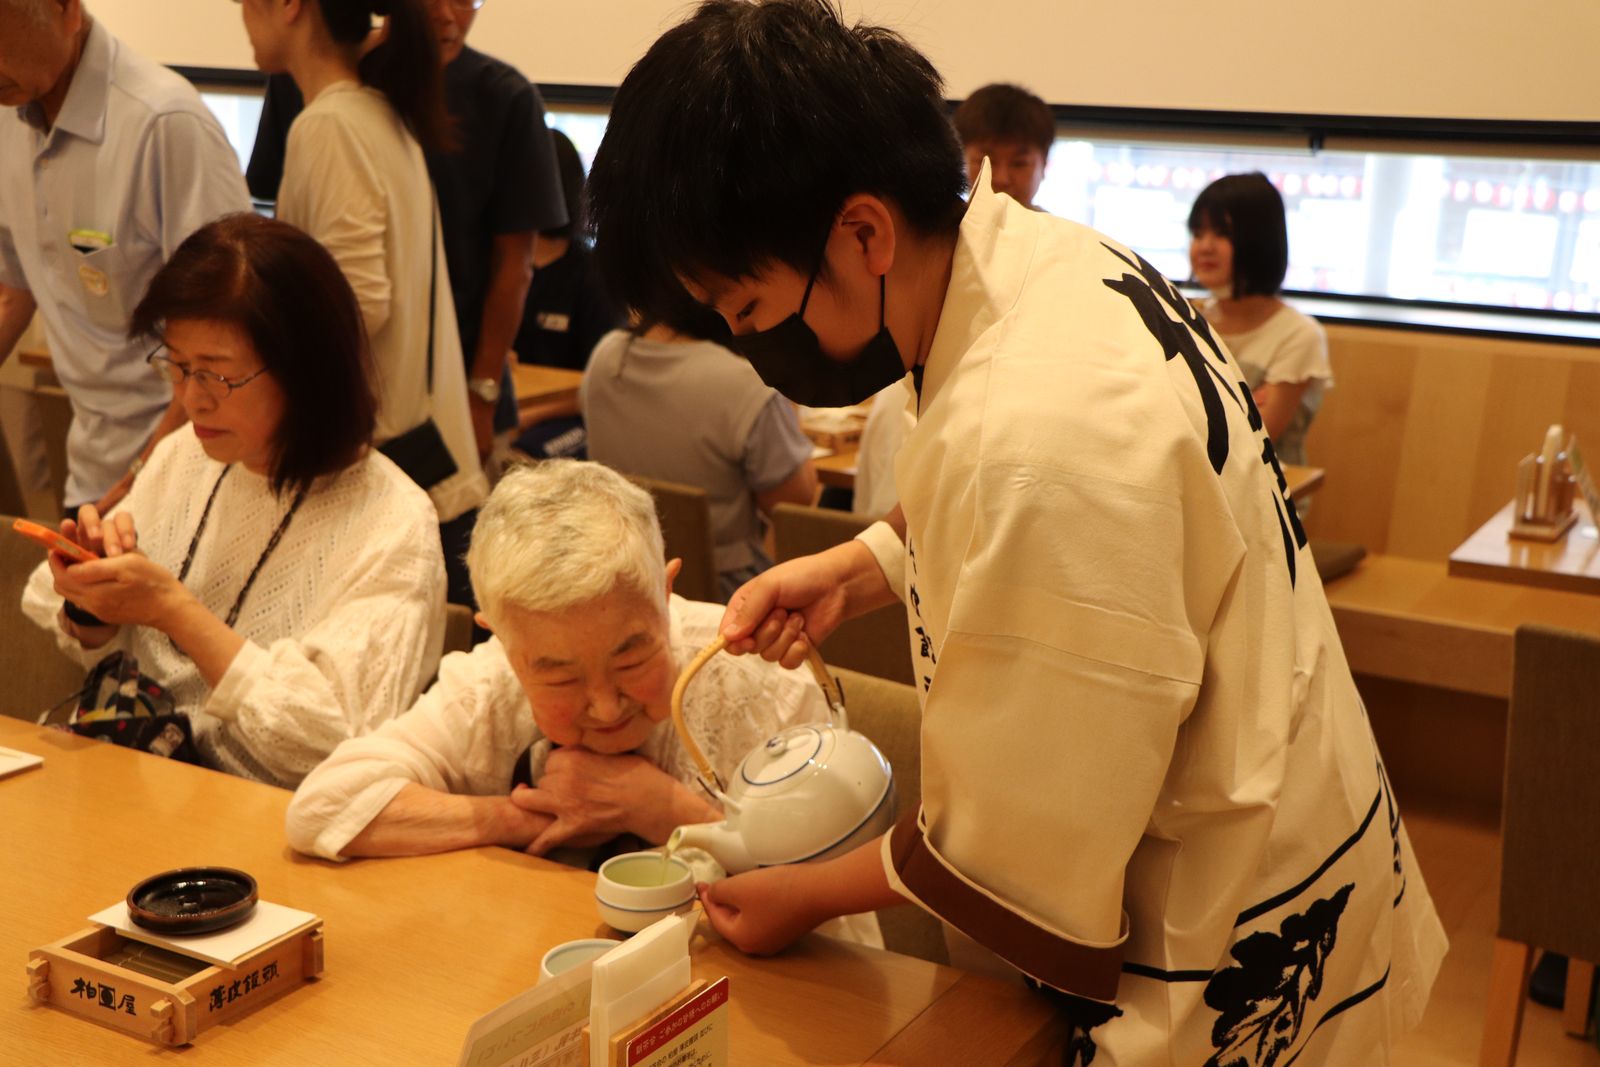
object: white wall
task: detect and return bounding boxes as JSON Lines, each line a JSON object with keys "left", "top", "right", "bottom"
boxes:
{"left": 90, "top": 0, "right": 1600, "bottom": 123}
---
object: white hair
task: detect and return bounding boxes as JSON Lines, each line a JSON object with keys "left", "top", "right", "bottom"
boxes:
{"left": 467, "top": 460, "right": 667, "bottom": 625}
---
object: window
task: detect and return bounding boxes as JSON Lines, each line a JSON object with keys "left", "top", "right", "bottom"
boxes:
{"left": 1030, "top": 137, "right": 1600, "bottom": 314}
{"left": 197, "top": 86, "right": 265, "bottom": 177}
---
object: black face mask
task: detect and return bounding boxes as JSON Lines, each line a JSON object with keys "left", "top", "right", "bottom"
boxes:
{"left": 725, "top": 266, "right": 906, "bottom": 408}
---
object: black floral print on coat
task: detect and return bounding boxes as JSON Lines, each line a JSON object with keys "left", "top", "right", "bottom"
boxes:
{"left": 1203, "top": 883, "right": 1355, "bottom": 1067}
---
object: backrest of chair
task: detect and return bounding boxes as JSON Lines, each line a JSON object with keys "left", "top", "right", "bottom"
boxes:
{"left": 442, "top": 603, "right": 476, "bottom": 658}
{"left": 772, "top": 504, "right": 913, "bottom": 685}
{"left": 626, "top": 474, "right": 718, "bottom": 605}
{"left": 1499, "top": 624, "right": 1600, "bottom": 963}
{"left": 0, "top": 434, "right": 25, "bottom": 519}
{"left": 34, "top": 386, "right": 73, "bottom": 515}
{"left": 830, "top": 665, "right": 946, "bottom": 965}
{"left": 0, "top": 514, "right": 89, "bottom": 720}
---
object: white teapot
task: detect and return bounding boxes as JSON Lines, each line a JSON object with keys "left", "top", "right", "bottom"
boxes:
{"left": 666, "top": 637, "right": 895, "bottom": 874}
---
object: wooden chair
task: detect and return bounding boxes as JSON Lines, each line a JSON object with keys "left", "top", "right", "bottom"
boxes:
{"left": 442, "top": 603, "right": 476, "bottom": 658}
{"left": 0, "top": 513, "right": 89, "bottom": 721}
{"left": 831, "top": 665, "right": 947, "bottom": 966}
{"left": 1480, "top": 624, "right": 1600, "bottom": 1065}
{"left": 33, "top": 385, "right": 73, "bottom": 515}
{"left": 772, "top": 503, "right": 913, "bottom": 685}
{"left": 626, "top": 474, "right": 719, "bottom": 605}
{"left": 0, "top": 433, "right": 25, "bottom": 519}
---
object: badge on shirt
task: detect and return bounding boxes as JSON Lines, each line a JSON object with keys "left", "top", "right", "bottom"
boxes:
{"left": 68, "top": 228, "right": 113, "bottom": 253}
{"left": 77, "top": 263, "right": 110, "bottom": 297}
{"left": 536, "top": 311, "right": 571, "bottom": 333}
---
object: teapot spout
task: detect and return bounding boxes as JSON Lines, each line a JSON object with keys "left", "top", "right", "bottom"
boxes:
{"left": 668, "top": 820, "right": 755, "bottom": 875}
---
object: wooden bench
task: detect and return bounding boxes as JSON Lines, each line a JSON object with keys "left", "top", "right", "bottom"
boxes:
{"left": 1299, "top": 324, "right": 1600, "bottom": 817}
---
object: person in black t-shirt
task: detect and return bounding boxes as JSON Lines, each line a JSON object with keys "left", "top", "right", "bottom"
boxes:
{"left": 245, "top": 1, "right": 567, "bottom": 465}
{"left": 511, "top": 130, "right": 624, "bottom": 461}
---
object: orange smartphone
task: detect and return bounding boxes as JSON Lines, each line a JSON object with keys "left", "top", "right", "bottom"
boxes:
{"left": 11, "top": 518, "right": 99, "bottom": 564}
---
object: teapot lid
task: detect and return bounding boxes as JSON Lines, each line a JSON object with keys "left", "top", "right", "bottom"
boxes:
{"left": 738, "top": 724, "right": 835, "bottom": 791}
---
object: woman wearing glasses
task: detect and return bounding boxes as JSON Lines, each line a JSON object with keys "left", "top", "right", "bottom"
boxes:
{"left": 236, "top": 0, "right": 487, "bottom": 606}
{"left": 21, "top": 214, "right": 446, "bottom": 787}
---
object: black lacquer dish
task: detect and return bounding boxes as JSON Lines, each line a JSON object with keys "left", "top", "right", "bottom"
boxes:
{"left": 126, "top": 867, "right": 259, "bottom": 935}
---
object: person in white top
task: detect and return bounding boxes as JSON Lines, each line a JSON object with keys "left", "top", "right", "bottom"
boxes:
{"left": 22, "top": 214, "right": 444, "bottom": 787}
{"left": 237, "top": 0, "right": 486, "bottom": 605}
{"left": 0, "top": 1, "right": 250, "bottom": 511}
{"left": 285, "top": 460, "right": 828, "bottom": 863}
{"left": 1189, "top": 172, "right": 1333, "bottom": 475}
{"left": 586, "top": 4, "right": 1444, "bottom": 1063}
{"left": 850, "top": 378, "right": 914, "bottom": 519}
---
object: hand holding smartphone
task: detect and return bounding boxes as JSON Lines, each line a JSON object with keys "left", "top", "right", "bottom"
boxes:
{"left": 11, "top": 518, "right": 100, "bottom": 564}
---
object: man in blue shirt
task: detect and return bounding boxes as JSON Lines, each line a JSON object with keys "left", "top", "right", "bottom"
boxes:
{"left": 0, "top": 0, "right": 250, "bottom": 512}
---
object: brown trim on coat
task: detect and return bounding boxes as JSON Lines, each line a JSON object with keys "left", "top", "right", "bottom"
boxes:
{"left": 889, "top": 807, "right": 1126, "bottom": 1003}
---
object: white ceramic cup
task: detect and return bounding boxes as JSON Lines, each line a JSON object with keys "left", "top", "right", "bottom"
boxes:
{"left": 594, "top": 851, "right": 695, "bottom": 933}
{"left": 538, "top": 938, "right": 622, "bottom": 984}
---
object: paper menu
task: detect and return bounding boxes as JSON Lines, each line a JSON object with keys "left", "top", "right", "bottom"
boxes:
{"left": 589, "top": 913, "right": 693, "bottom": 1067}
{"left": 89, "top": 899, "right": 319, "bottom": 969}
{"left": 0, "top": 745, "right": 43, "bottom": 780}
{"left": 456, "top": 960, "right": 594, "bottom": 1067}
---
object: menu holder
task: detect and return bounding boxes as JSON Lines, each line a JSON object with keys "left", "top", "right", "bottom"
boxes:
{"left": 27, "top": 916, "right": 323, "bottom": 1046}
{"left": 1510, "top": 429, "right": 1581, "bottom": 542}
{"left": 584, "top": 977, "right": 730, "bottom": 1067}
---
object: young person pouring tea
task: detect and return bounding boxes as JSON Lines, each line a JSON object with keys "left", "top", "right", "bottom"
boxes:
{"left": 584, "top": 2, "right": 1445, "bottom": 1063}
{"left": 22, "top": 214, "right": 445, "bottom": 787}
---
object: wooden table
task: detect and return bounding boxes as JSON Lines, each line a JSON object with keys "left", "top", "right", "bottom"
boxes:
{"left": 512, "top": 363, "right": 583, "bottom": 414}
{"left": 0, "top": 719, "right": 1062, "bottom": 1065}
{"left": 18, "top": 347, "right": 50, "bottom": 370}
{"left": 1448, "top": 501, "right": 1600, "bottom": 596}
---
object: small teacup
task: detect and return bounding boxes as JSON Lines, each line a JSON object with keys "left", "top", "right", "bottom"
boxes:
{"left": 539, "top": 938, "right": 622, "bottom": 983}
{"left": 594, "top": 851, "right": 695, "bottom": 933}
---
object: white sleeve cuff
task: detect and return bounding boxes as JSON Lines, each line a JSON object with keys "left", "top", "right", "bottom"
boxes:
{"left": 202, "top": 640, "right": 269, "bottom": 722}
{"left": 854, "top": 520, "right": 906, "bottom": 601}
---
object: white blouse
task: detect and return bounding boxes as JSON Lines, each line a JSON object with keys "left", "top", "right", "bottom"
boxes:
{"left": 276, "top": 81, "right": 486, "bottom": 523}
{"left": 22, "top": 427, "right": 446, "bottom": 787}
{"left": 285, "top": 595, "right": 828, "bottom": 859}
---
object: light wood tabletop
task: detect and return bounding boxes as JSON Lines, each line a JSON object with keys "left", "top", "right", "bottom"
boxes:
{"left": 1447, "top": 502, "right": 1600, "bottom": 597}
{"left": 0, "top": 719, "right": 1062, "bottom": 1065}
{"left": 512, "top": 363, "right": 583, "bottom": 413}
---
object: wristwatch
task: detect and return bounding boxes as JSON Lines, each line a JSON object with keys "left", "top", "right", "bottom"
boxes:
{"left": 467, "top": 377, "right": 501, "bottom": 404}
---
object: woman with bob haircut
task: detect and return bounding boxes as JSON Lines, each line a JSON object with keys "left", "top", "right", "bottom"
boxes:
{"left": 237, "top": 0, "right": 487, "bottom": 605}
{"left": 22, "top": 213, "right": 447, "bottom": 787}
{"left": 1188, "top": 172, "right": 1332, "bottom": 476}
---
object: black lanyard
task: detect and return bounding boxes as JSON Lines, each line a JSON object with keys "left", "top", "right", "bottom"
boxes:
{"left": 173, "top": 466, "right": 309, "bottom": 639}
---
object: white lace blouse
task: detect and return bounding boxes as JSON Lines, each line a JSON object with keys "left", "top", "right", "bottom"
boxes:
{"left": 284, "top": 595, "right": 829, "bottom": 860}
{"left": 21, "top": 426, "right": 446, "bottom": 786}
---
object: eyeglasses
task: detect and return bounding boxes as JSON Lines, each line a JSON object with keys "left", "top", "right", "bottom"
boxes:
{"left": 147, "top": 349, "right": 269, "bottom": 401}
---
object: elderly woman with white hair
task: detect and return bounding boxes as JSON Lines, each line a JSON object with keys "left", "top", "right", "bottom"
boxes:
{"left": 284, "top": 459, "right": 831, "bottom": 862}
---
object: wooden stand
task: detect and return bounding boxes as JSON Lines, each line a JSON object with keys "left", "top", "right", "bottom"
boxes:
{"left": 1509, "top": 509, "right": 1578, "bottom": 542}
{"left": 584, "top": 977, "right": 730, "bottom": 1067}
{"left": 27, "top": 920, "right": 323, "bottom": 1046}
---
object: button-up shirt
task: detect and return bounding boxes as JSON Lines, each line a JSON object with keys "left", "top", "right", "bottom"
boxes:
{"left": 0, "top": 19, "right": 249, "bottom": 505}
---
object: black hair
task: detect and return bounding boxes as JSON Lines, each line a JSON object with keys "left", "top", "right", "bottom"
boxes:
{"left": 319, "top": 0, "right": 455, "bottom": 153}
{"left": 632, "top": 286, "right": 735, "bottom": 344}
{"left": 130, "top": 214, "right": 377, "bottom": 497}
{"left": 1187, "top": 172, "right": 1289, "bottom": 297}
{"left": 545, "top": 128, "right": 585, "bottom": 241}
{"left": 586, "top": 0, "right": 967, "bottom": 321}
{"left": 952, "top": 83, "right": 1054, "bottom": 154}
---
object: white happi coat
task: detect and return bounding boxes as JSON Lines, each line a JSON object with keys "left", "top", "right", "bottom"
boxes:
{"left": 855, "top": 170, "right": 1446, "bottom": 1066}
